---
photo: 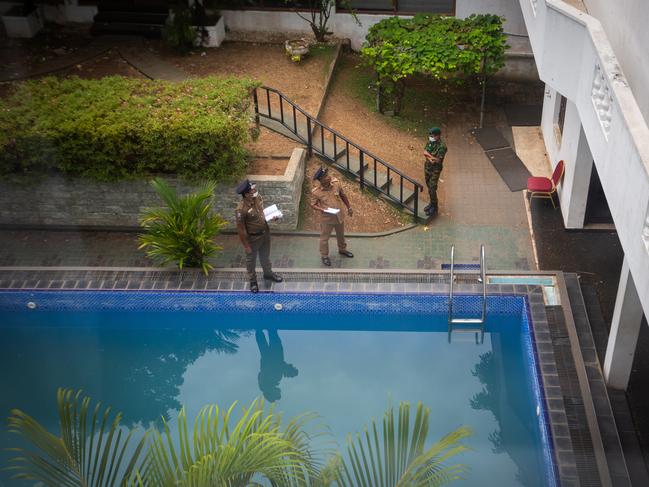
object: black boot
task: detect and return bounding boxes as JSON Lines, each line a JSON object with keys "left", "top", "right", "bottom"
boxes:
{"left": 263, "top": 272, "right": 283, "bottom": 283}
{"left": 250, "top": 281, "right": 259, "bottom": 293}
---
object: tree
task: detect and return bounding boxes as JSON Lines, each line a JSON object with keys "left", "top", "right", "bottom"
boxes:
{"left": 290, "top": 0, "right": 359, "bottom": 43}
{"left": 139, "top": 178, "right": 226, "bottom": 275}
{"left": 361, "top": 14, "right": 508, "bottom": 122}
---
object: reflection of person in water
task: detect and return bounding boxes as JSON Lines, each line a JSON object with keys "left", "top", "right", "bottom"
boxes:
{"left": 255, "top": 329, "right": 298, "bottom": 402}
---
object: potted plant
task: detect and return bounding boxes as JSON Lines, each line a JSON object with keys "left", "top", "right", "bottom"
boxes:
{"left": 1, "top": 0, "right": 44, "bottom": 38}
{"left": 192, "top": 0, "right": 225, "bottom": 48}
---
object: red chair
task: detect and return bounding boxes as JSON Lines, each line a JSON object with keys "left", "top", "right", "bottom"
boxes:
{"left": 527, "top": 160, "right": 565, "bottom": 208}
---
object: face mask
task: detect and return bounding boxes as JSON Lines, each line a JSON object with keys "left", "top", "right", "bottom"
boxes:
{"left": 252, "top": 191, "right": 259, "bottom": 198}
{"left": 429, "top": 136, "right": 436, "bottom": 142}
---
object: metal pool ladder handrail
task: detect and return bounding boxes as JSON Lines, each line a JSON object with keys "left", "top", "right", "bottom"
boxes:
{"left": 448, "top": 244, "right": 487, "bottom": 325}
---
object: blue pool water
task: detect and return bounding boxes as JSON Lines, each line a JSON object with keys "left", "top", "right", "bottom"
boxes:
{"left": 0, "top": 291, "right": 557, "bottom": 486}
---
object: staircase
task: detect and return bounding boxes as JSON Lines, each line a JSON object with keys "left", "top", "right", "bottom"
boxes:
{"left": 92, "top": 1, "right": 169, "bottom": 38}
{"left": 254, "top": 86, "right": 426, "bottom": 220}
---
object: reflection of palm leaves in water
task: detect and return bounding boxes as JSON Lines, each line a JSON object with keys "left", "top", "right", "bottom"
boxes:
{"left": 470, "top": 351, "right": 499, "bottom": 452}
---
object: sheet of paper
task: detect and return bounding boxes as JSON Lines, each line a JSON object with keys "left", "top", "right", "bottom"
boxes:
{"left": 263, "top": 204, "right": 283, "bottom": 221}
{"left": 324, "top": 207, "right": 340, "bottom": 215}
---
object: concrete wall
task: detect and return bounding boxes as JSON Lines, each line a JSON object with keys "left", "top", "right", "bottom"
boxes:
{"left": 456, "top": 0, "right": 526, "bottom": 35}
{"left": 225, "top": 0, "right": 527, "bottom": 50}
{"left": 0, "top": 149, "right": 306, "bottom": 231}
{"left": 583, "top": 0, "right": 649, "bottom": 126}
{"left": 519, "top": 0, "right": 649, "bottom": 323}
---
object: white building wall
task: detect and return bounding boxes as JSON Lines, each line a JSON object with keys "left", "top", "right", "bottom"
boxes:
{"left": 519, "top": 0, "right": 649, "bottom": 322}
{"left": 583, "top": 0, "right": 649, "bottom": 126}
{"left": 225, "top": 0, "right": 526, "bottom": 51}
{"left": 456, "top": 0, "right": 526, "bottom": 35}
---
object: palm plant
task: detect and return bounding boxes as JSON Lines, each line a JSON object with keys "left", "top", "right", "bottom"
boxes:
{"left": 139, "top": 178, "right": 225, "bottom": 275}
{"left": 332, "top": 402, "right": 471, "bottom": 487}
{"left": 6, "top": 389, "right": 148, "bottom": 486}
{"left": 134, "top": 399, "right": 321, "bottom": 486}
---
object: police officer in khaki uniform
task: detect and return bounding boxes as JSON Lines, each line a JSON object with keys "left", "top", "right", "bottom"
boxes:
{"left": 235, "top": 179, "right": 283, "bottom": 293}
{"left": 310, "top": 167, "right": 354, "bottom": 266}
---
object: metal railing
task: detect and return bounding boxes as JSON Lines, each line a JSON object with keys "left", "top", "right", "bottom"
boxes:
{"left": 448, "top": 245, "right": 487, "bottom": 344}
{"left": 253, "top": 86, "right": 424, "bottom": 218}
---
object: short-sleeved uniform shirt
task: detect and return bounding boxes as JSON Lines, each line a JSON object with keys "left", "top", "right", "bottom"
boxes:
{"left": 311, "top": 178, "right": 345, "bottom": 224}
{"left": 425, "top": 139, "right": 448, "bottom": 166}
{"left": 235, "top": 196, "right": 268, "bottom": 235}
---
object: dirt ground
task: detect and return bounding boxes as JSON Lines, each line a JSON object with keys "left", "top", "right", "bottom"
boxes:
{"left": 320, "top": 55, "right": 428, "bottom": 187}
{"left": 248, "top": 158, "right": 288, "bottom": 176}
{"left": 301, "top": 157, "right": 409, "bottom": 232}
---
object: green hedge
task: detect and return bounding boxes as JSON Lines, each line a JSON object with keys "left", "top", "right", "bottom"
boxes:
{"left": 0, "top": 75, "right": 259, "bottom": 181}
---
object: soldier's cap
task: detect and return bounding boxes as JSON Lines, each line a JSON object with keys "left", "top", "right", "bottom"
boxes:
{"left": 235, "top": 179, "right": 253, "bottom": 195}
{"left": 428, "top": 127, "right": 441, "bottom": 136}
{"left": 313, "top": 166, "right": 328, "bottom": 181}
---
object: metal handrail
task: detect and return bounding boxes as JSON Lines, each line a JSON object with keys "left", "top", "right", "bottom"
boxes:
{"left": 448, "top": 244, "right": 487, "bottom": 325}
{"left": 254, "top": 86, "right": 423, "bottom": 215}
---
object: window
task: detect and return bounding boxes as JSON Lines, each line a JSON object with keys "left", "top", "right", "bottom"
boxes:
{"left": 337, "top": 0, "right": 455, "bottom": 14}
{"left": 558, "top": 95, "right": 567, "bottom": 136}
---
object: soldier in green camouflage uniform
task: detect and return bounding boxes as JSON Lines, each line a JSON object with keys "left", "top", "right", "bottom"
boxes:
{"left": 423, "top": 127, "right": 447, "bottom": 216}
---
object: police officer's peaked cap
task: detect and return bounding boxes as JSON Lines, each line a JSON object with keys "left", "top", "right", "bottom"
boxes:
{"left": 428, "top": 127, "right": 441, "bottom": 136}
{"left": 236, "top": 179, "right": 253, "bottom": 195}
{"left": 313, "top": 167, "right": 328, "bottom": 181}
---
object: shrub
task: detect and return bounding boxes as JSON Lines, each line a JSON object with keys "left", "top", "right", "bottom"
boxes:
{"left": 0, "top": 75, "right": 259, "bottom": 182}
{"left": 139, "top": 178, "right": 226, "bottom": 275}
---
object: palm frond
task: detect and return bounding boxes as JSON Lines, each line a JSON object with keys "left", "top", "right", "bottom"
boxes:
{"left": 139, "top": 178, "right": 225, "bottom": 274}
{"left": 337, "top": 402, "right": 471, "bottom": 487}
{"left": 136, "top": 398, "right": 321, "bottom": 487}
{"left": 6, "top": 388, "right": 147, "bottom": 487}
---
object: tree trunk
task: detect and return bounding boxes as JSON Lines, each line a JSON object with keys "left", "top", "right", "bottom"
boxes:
{"left": 394, "top": 79, "right": 405, "bottom": 115}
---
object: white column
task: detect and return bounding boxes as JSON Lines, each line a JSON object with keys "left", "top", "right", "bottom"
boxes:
{"left": 562, "top": 126, "right": 593, "bottom": 229}
{"left": 604, "top": 257, "right": 645, "bottom": 390}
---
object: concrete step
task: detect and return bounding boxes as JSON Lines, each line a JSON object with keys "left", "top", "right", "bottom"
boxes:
{"left": 94, "top": 11, "right": 168, "bottom": 24}
{"left": 97, "top": 0, "right": 169, "bottom": 14}
{"left": 91, "top": 22, "right": 164, "bottom": 38}
{"left": 362, "top": 168, "right": 392, "bottom": 190}
{"left": 259, "top": 116, "right": 306, "bottom": 144}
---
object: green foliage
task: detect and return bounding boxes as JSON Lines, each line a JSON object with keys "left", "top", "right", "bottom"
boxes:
{"left": 361, "top": 14, "right": 508, "bottom": 114}
{"left": 0, "top": 75, "right": 259, "bottom": 182}
{"left": 136, "top": 399, "right": 320, "bottom": 486}
{"left": 332, "top": 401, "right": 471, "bottom": 487}
{"left": 164, "top": 2, "right": 197, "bottom": 53}
{"left": 6, "top": 389, "right": 147, "bottom": 486}
{"left": 7, "top": 392, "right": 470, "bottom": 487}
{"left": 290, "top": 0, "right": 359, "bottom": 42}
{"left": 138, "top": 178, "right": 226, "bottom": 275}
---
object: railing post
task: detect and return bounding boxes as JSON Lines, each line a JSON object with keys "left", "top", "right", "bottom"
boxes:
{"left": 253, "top": 89, "right": 259, "bottom": 125}
{"left": 266, "top": 89, "right": 271, "bottom": 118}
{"left": 359, "top": 152, "right": 365, "bottom": 190}
{"left": 413, "top": 184, "right": 419, "bottom": 221}
{"left": 307, "top": 118, "right": 313, "bottom": 157}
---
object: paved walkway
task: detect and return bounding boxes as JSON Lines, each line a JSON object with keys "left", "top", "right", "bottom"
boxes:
{"left": 0, "top": 218, "right": 533, "bottom": 270}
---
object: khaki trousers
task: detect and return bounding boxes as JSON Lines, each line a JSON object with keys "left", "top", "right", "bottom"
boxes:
{"left": 246, "top": 232, "right": 272, "bottom": 282}
{"left": 319, "top": 221, "right": 347, "bottom": 256}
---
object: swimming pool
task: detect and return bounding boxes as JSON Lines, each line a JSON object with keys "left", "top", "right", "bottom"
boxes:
{"left": 0, "top": 291, "right": 557, "bottom": 486}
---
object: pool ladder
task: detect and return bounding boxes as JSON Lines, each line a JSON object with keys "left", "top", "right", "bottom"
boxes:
{"left": 448, "top": 244, "right": 486, "bottom": 344}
